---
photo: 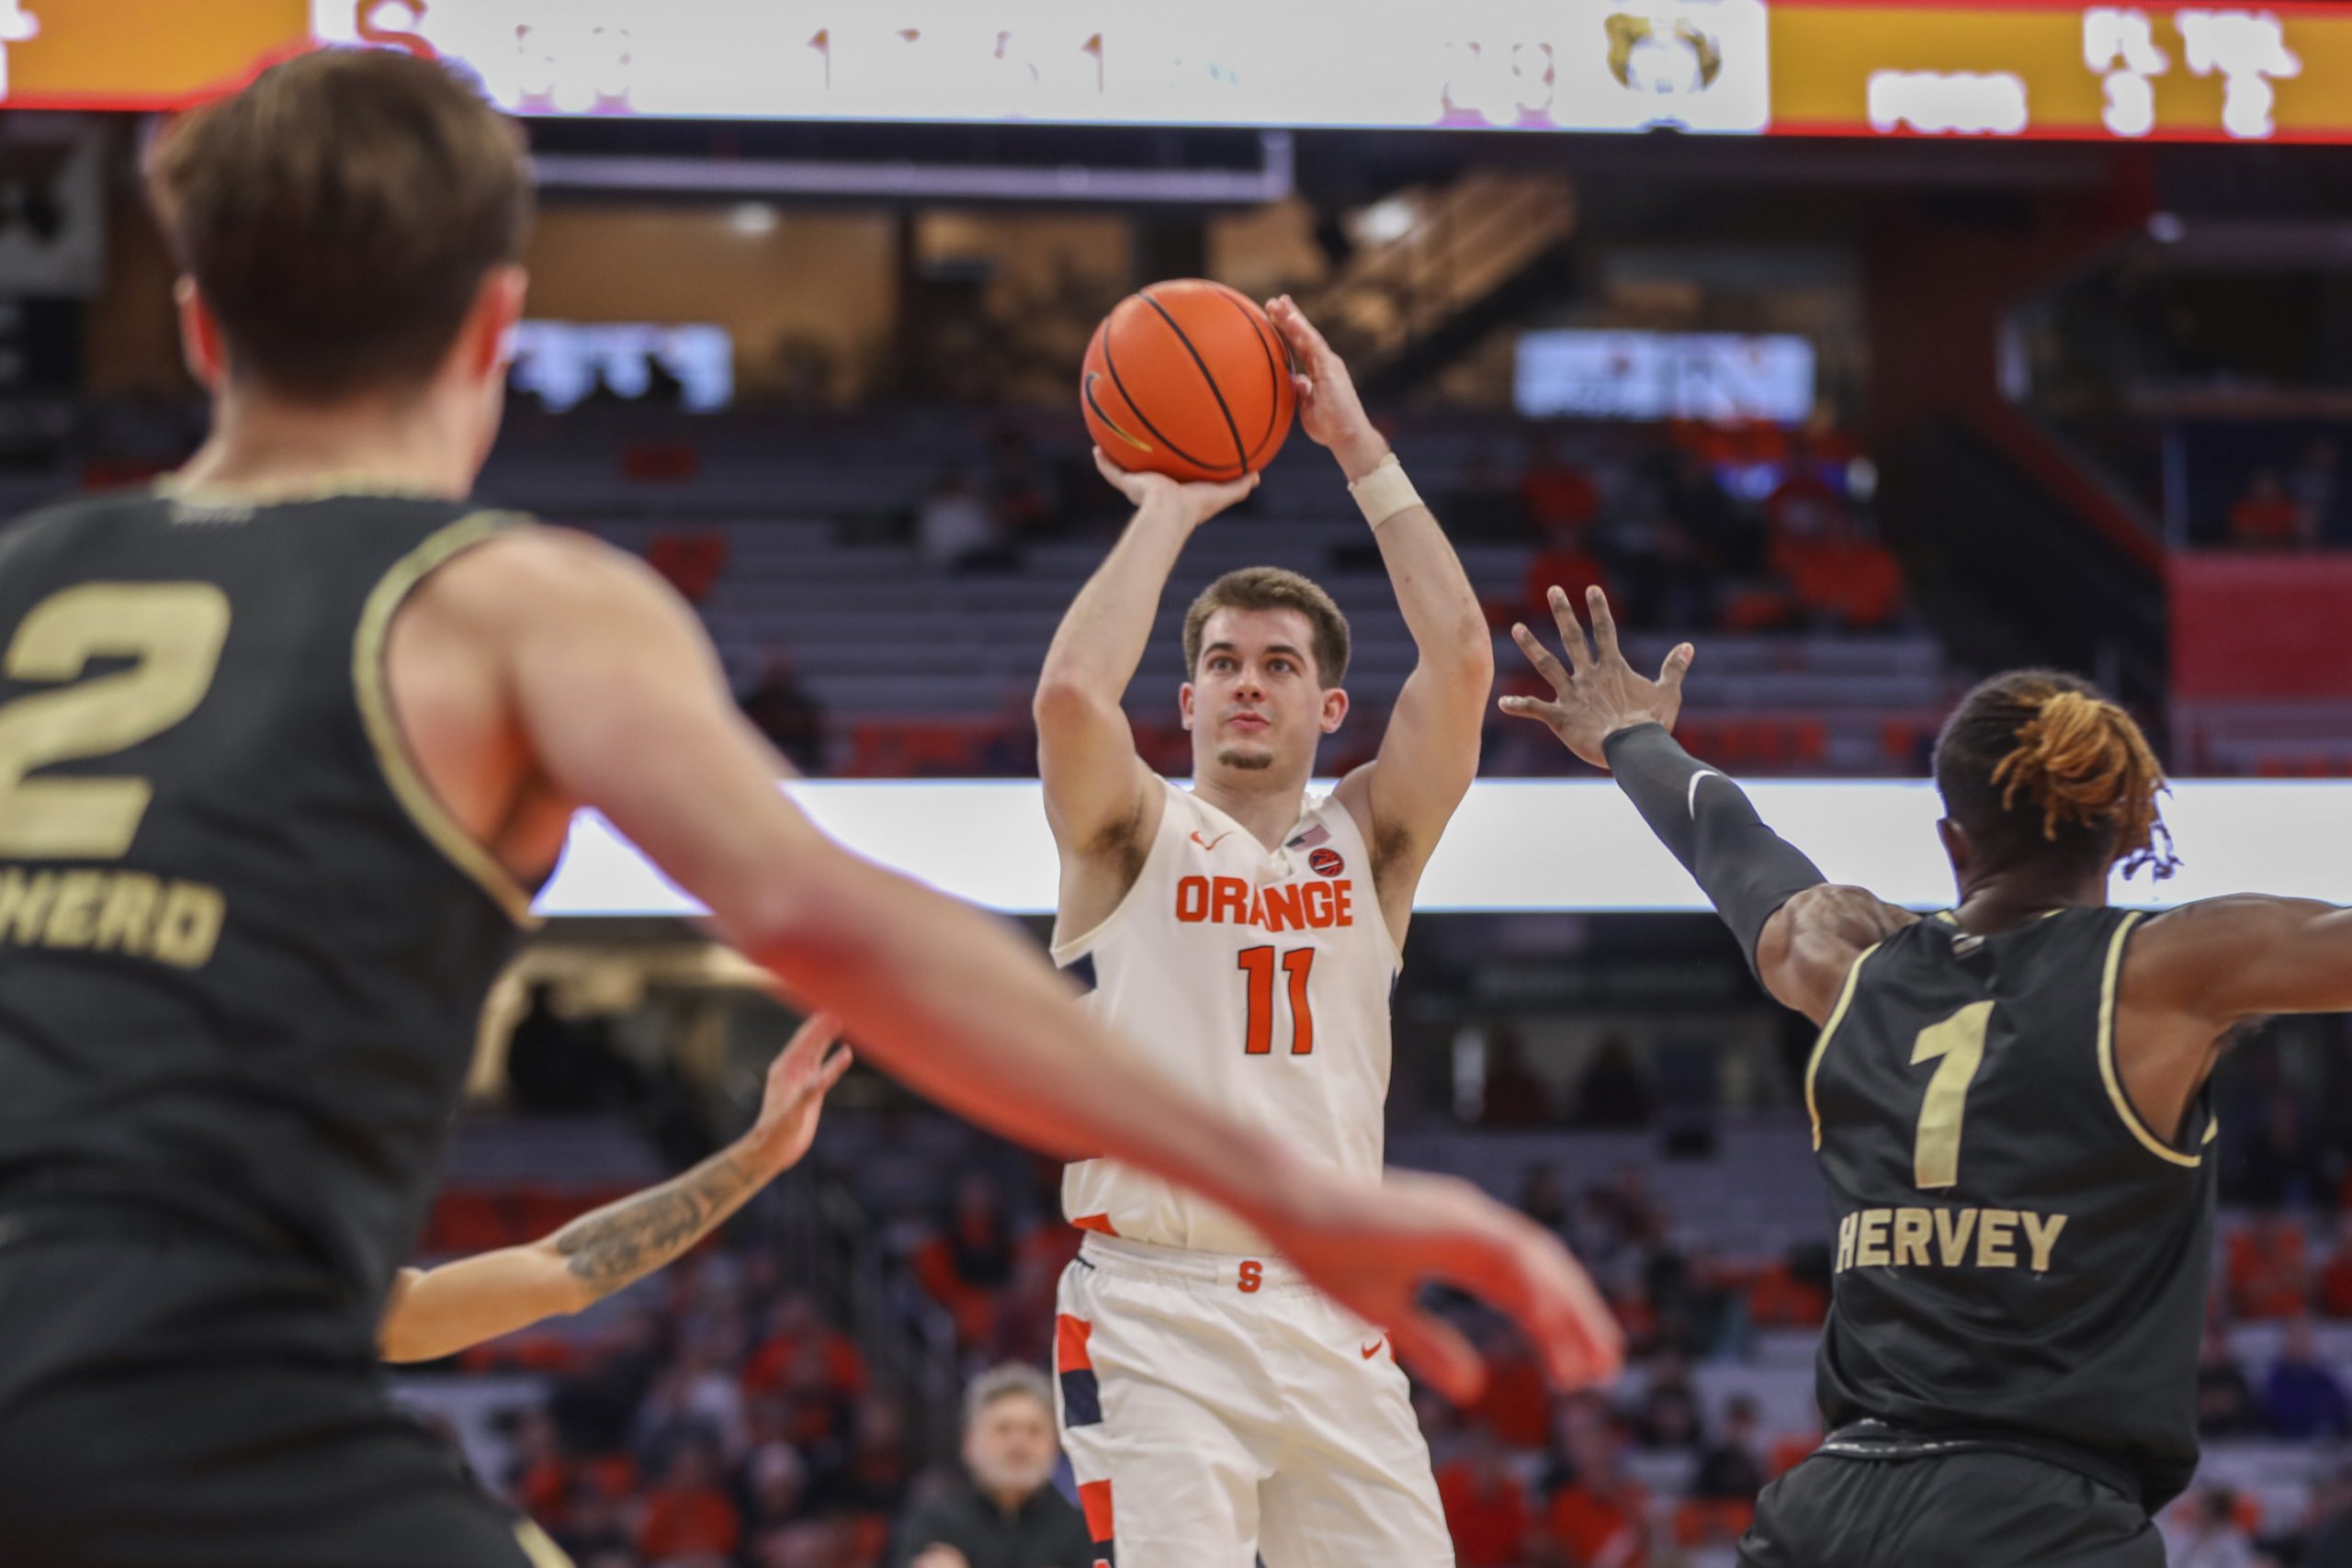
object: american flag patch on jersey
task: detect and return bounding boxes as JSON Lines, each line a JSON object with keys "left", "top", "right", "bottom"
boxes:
{"left": 1286, "top": 824, "right": 1331, "bottom": 850}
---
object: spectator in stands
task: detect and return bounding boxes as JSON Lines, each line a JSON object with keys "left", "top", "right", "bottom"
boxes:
{"left": 506, "top": 1407, "right": 574, "bottom": 1537}
{"left": 1479, "top": 1025, "right": 1555, "bottom": 1126}
{"left": 1468, "top": 1318, "right": 1555, "bottom": 1450}
{"left": 1693, "top": 1396, "right": 1768, "bottom": 1501}
{"left": 636, "top": 1439, "right": 742, "bottom": 1568}
{"left": 2292, "top": 438, "right": 2343, "bottom": 545}
{"left": 742, "top": 1443, "right": 813, "bottom": 1559}
{"left": 2262, "top": 1314, "right": 2352, "bottom": 1440}
{"left": 2322, "top": 1213, "right": 2352, "bottom": 1319}
{"left": 888, "top": 1365, "right": 1093, "bottom": 1568}
{"left": 1762, "top": 439, "right": 1849, "bottom": 553}
{"left": 1633, "top": 1351, "right": 1705, "bottom": 1450}
{"left": 741, "top": 655, "right": 829, "bottom": 776}
{"left": 554, "top": 1473, "right": 638, "bottom": 1568}
{"left": 1571, "top": 1037, "right": 1655, "bottom": 1129}
{"left": 2198, "top": 1324, "right": 2262, "bottom": 1438}
{"left": 1521, "top": 434, "right": 1600, "bottom": 544}
{"left": 1544, "top": 1412, "right": 1651, "bottom": 1568}
{"left": 2166, "top": 1487, "right": 2262, "bottom": 1568}
{"left": 912, "top": 1173, "right": 1021, "bottom": 1350}
{"left": 2239, "top": 1092, "right": 2329, "bottom": 1211}
{"left": 744, "top": 1292, "right": 869, "bottom": 1404}
{"left": 2231, "top": 1213, "right": 2313, "bottom": 1320}
{"left": 1520, "top": 1161, "right": 1573, "bottom": 1239}
{"left": 916, "top": 469, "right": 1012, "bottom": 574}
{"left": 2229, "top": 468, "right": 2316, "bottom": 550}
{"left": 985, "top": 426, "right": 1057, "bottom": 543}
{"left": 2301, "top": 1460, "right": 2352, "bottom": 1568}
{"left": 1436, "top": 1424, "right": 1533, "bottom": 1568}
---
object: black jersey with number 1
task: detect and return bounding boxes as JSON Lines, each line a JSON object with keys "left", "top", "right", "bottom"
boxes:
{"left": 0, "top": 486, "right": 539, "bottom": 1308}
{"left": 1804, "top": 905, "right": 2215, "bottom": 1512}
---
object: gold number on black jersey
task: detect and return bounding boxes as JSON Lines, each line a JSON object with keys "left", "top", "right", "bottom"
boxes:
{"left": 1910, "top": 1000, "right": 1994, "bottom": 1190}
{"left": 0, "top": 583, "right": 232, "bottom": 859}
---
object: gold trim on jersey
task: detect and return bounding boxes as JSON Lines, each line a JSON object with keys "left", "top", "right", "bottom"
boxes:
{"left": 2095, "top": 911, "right": 2199, "bottom": 1168}
{"left": 515, "top": 1519, "right": 578, "bottom": 1568}
{"left": 153, "top": 473, "right": 453, "bottom": 508}
{"left": 1806, "top": 941, "right": 1882, "bottom": 1151}
{"left": 351, "top": 512, "right": 541, "bottom": 929}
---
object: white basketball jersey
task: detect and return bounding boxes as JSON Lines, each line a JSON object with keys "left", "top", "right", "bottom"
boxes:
{"left": 1053, "top": 780, "right": 1400, "bottom": 1256}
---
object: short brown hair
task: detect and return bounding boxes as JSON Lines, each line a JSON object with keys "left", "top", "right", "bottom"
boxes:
{"left": 144, "top": 48, "right": 533, "bottom": 400}
{"left": 1182, "top": 568, "right": 1351, "bottom": 688}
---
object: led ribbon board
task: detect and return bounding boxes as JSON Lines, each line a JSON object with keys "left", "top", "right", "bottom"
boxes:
{"left": 534, "top": 779, "right": 2352, "bottom": 918}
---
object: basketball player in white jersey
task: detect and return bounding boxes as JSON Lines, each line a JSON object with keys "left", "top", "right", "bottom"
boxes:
{"left": 1035, "top": 297, "right": 1616, "bottom": 1566}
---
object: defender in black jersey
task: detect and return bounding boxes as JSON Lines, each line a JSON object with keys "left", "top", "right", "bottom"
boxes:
{"left": 1505, "top": 584, "right": 2352, "bottom": 1567}
{"left": 0, "top": 47, "right": 1618, "bottom": 1568}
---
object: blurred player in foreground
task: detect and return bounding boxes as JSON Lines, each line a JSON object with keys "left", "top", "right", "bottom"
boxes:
{"left": 1035, "top": 298, "right": 1612, "bottom": 1565}
{"left": 1505, "top": 583, "right": 2352, "bottom": 1568}
{"left": 0, "top": 51, "right": 1611, "bottom": 1568}
{"left": 379, "top": 1012, "right": 847, "bottom": 1364}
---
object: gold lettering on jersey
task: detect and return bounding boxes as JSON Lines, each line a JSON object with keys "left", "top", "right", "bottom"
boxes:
{"left": 1934, "top": 1207, "right": 1977, "bottom": 1266}
{"left": 1976, "top": 1208, "right": 2018, "bottom": 1269}
{"left": 1892, "top": 1207, "right": 1931, "bottom": 1268}
{"left": 0, "top": 868, "right": 223, "bottom": 970}
{"left": 1854, "top": 1209, "right": 1891, "bottom": 1268}
{"left": 2021, "top": 1211, "right": 2068, "bottom": 1273}
{"left": 1174, "top": 874, "right": 1354, "bottom": 931}
{"left": 1838, "top": 1206, "right": 2071, "bottom": 1274}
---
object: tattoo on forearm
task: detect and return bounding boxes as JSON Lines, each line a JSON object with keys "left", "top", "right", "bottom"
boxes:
{"left": 551, "top": 1147, "right": 762, "bottom": 1300}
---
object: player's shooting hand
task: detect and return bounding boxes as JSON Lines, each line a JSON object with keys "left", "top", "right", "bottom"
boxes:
{"left": 1268, "top": 1168, "right": 1623, "bottom": 1404}
{"left": 1092, "top": 446, "right": 1260, "bottom": 529}
{"left": 1264, "top": 295, "right": 1391, "bottom": 482}
{"left": 750, "top": 1012, "right": 852, "bottom": 1171}
{"left": 1499, "top": 585, "right": 1694, "bottom": 771}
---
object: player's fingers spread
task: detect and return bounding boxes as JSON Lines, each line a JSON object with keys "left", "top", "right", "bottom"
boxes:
{"left": 1545, "top": 586, "right": 1595, "bottom": 671}
{"left": 1387, "top": 1311, "right": 1485, "bottom": 1404}
{"left": 816, "top": 1047, "right": 854, "bottom": 1092}
{"left": 1509, "top": 623, "right": 1570, "bottom": 693}
{"left": 1586, "top": 586, "right": 1623, "bottom": 663}
{"left": 1658, "top": 642, "right": 1695, "bottom": 691}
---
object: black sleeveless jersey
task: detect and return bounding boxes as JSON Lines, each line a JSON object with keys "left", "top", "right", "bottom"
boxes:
{"left": 1805, "top": 905, "right": 2215, "bottom": 1510}
{"left": 0, "top": 486, "right": 539, "bottom": 1307}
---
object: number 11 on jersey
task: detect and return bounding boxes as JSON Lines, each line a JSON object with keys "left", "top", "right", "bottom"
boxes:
{"left": 1237, "top": 945, "right": 1315, "bottom": 1055}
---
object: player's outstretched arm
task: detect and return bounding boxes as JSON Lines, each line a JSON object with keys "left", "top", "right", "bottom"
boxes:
{"left": 2134, "top": 896, "right": 2352, "bottom": 1028}
{"left": 1501, "top": 584, "right": 1915, "bottom": 1021}
{"left": 379, "top": 1012, "right": 850, "bottom": 1363}
{"left": 1268, "top": 297, "right": 1494, "bottom": 928}
{"left": 470, "top": 532, "right": 1618, "bottom": 1399}
{"left": 1035, "top": 455, "right": 1257, "bottom": 856}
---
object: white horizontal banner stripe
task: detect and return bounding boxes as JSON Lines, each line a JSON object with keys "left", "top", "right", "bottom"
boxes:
{"left": 532, "top": 779, "right": 2352, "bottom": 919}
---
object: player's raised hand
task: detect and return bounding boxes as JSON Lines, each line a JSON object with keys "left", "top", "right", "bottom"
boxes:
{"left": 1500, "top": 585, "right": 1695, "bottom": 771}
{"left": 1091, "top": 446, "right": 1260, "bottom": 530}
{"left": 1267, "top": 1168, "right": 1623, "bottom": 1403}
{"left": 1264, "top": 295, "right": 1391, "bottom": 481}
{"left": 749, "top": 1011, "right": 852, "bottom": 1170}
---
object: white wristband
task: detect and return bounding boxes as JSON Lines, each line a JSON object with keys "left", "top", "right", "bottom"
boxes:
{"left": 1347, "top": 453, "right": 1422, "bottom": 529}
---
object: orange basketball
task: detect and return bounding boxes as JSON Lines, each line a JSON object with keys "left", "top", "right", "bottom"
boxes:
{"left": 1080, "top": 278, "right": 1296, "bottom": 483}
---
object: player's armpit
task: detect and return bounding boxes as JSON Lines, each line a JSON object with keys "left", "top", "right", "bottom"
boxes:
{"left": 1758, "top": 886, "right": 1918, "bottom": 1024}
{"left": 2131, "top": 895, "right": 2352, "bottom": 1025}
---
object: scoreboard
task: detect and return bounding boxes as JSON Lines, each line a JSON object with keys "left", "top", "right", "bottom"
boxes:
{"left": 2, "top": 0, "right": 2349, "bottom": 143}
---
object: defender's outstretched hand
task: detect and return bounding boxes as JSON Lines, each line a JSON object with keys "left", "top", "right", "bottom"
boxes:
{"left": 1268, "top": 1168, "right": 1623, "bottom": 1403}
{"left": 1500, "top": 585, "right": 1694, "bottom": 771}
{"left": 1091, "top": 446, "right": 1260, "bottom": 529}
{"left": 749, "top": 1011, "right": 852, "bottom": 1169}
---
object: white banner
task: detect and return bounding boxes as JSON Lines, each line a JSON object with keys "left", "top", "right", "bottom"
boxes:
{"left": 532, "top": 778, "right": 2352, "bottom": 919}
{"left": 316, "top": 0, "right": 1770, "bottom": 132}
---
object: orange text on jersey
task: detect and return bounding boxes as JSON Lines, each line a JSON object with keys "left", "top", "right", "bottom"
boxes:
{"left": 1173, "top": 874, "right": 1353, "bottom": 931}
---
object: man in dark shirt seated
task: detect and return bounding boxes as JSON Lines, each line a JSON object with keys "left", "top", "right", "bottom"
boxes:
{"left": 892, "top": 1365, "right": 1094, "bottom": 1568}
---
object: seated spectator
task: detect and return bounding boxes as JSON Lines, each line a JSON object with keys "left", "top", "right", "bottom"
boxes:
{"left": 986, "top": 425, "right": 1057, "bottom": 541}
{"left": 889, "top": 1365, "right": 1094, "bottom": 1568}
{"left": 2197, "top": 1324, "right": 2261, "bottom": 1438}
{"left": 1545, "top": 1419, "right": 1651, "bottom": 1568}
{"left": 1479, "top": 1025, "right": 1554, "bottom": 1127}
{"left": 741, "top": 655, "right": 829, "bottom": 776}
{"left": 742, "top": 1443, "right": 813, "bottom": 1558}
{"left": 2293, "top": 436, "right": 2343, "bottom": 544}
{"left": 2320, "top": 1213, "right": 2352, "bottom": 1319}
{"left": 2301, "top": 1459, "right": 2352, "bottom": 1568}
{"left": 1694, "top": 1395, "right": 1768, "bottom": 1501}
{"left": 1632, "top": 1351, "right": 1706, "bottom": 1450}
{"left": 2262, "top": 1314, "right": 2352, "bottom": 1439}
{"left": 1781, "top": 528, "right": 1905, "bottom": 631}
{"left": 911, "top": 1174, "right": 1020, "bottom": 1349}
{"left": 917, "top": 469, "right": 1014, "bottom": 574}
{"left": 644, "top": 528, "right": 727, "bottom": 604}
{"left": 2229, "top": 1214, "right": 2311, "bottom": 1320}
{"left": 1436, "top": 1425, "right": 1532, "bottom": 1568}
{"left": 1520, "top": 1161, "right": 1573, "bottom": 1238}
{"left": 637, "top": 1441, "right": 742, "bottom": 1568}
{"left": 2229, "top": 468, "right": 2314, "bottom": 550}
{"left": 554, "top": 1473, "right": 638, "bottom": 1568}
{"left": 1572, "top": 1037, "right": 1655, "bottom": 1129}
{"left": 810, "top": 1396, "right": 916, "bottom": 1528}
{"left": 504, "top": 1408, "right": 573, "bottom": 1536}
{"left": 1468, "top": 1320, "right": 1554, "bottom": 1450}
{"left": 1521, "top": 436, "right": 1600, "bottom": 543}
{"left": 2165, "top": 1486, "right": 2260, "bottom": 1568}
{"left": 744, "top": 1292, "right": 870, "bottom": 1404}
{"left": 1523, "top": 546, "right": 1612, "bottom": 623}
